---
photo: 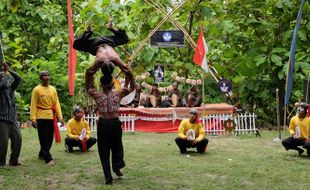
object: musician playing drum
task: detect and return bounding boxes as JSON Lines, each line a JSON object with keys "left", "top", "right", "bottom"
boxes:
{"left": 130, "top": 83, "right": 141, "bottom": 107}
{"left": 168, "top": 82, "right": 182, "bottom": 107}
{"left": 148, "top": 83, "right": 161, "bottom": 107}
{"left": 186, "top": 85, "right": 202, "bottom": 107}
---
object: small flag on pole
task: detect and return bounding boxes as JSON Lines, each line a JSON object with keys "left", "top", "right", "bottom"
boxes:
{"left": 284, "top": 0, "right": 304, "bottom": 105}
{"left": 193, "top": 28, "right": 208, "bottom": 73}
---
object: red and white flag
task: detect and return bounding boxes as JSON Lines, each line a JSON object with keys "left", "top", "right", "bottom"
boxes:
{"left": 193, "top": 29, "right": 208, "bottom": 72}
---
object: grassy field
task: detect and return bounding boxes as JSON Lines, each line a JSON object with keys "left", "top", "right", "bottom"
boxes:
{"left": 0, "top": 129, "right": 309, "bottom": 190}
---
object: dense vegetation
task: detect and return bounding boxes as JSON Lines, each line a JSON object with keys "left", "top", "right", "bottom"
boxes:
{"left": 1, "top": 0, "right": 309, "bottom": 125}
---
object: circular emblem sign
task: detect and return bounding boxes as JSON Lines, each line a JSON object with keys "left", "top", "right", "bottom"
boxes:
{"left": 162, "top": 31, "right": 172, "bottom": 42}
{"left": 218, "top": 79, "right": 232, "bottom": 93}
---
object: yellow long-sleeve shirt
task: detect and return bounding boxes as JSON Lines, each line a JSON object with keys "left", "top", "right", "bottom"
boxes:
{"left": 177, "top": 119, "right": 205, "bottom": 142}
{"left": 66, "top": 118, "right": 91, "bottom": 140}
{"left": 30, "top": 85, "right": 63, "bottom": 122}
{"left": 288, "top": 115, "right": 310, "bottom": 139}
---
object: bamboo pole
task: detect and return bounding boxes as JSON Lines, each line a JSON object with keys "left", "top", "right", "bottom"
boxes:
{"left": 276, "top": 88, "right": 281, "bottom": 139}
{"left": 0, "top": 31, "right": 5, "bottom": 69}
{"left": 306, "top": 78, "right": 309, "bottom": 103}
{"left": 283, "top": 106, "right": 287, "bottom": 137}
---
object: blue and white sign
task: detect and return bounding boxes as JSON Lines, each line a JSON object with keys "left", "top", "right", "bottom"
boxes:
{"left": 218, "top": 79, "right": 232, "bottom": 93}
{"left": 151, "top": 30, "right": 184, "bottom": 47}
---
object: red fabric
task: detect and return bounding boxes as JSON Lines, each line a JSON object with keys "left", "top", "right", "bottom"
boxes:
{"left": 134, "top": 119, "right": 225, "bottom": 134}
{"left": 307, "top": 105, "right": 310, "bottom": 117}
{"left": 135, "top": 119, "right": 181, "bottom": 133}
{"left": 119, "top": 105, "right": 235, "bottom": 133}
{"left": 81, "top": 111, "right": 87, "bottom": 152}
{"left": 193, "top": 28, "right": 208, "bottom": 73}
{"left": 67, "top": 0, "right": 77, "bottom": 96}
{"left": 81, "top": 139, "right": 87, "bottom": 152}
{"left": 51, "top": 105, "right": 61, "bottom": 143}
{"left": 120, "top": 104, "right": 235, "bottom": 117}
{"left": 195, "top": 115, "right": 202, "bottom": 124}
{"left": 193, "top": 30, "right": 206, "bottom": 66}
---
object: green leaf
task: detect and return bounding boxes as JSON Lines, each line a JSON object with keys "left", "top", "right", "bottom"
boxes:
{"left": 270, "top": 54, "right": 282, "bottom": 66}
{"left": 254, "top": 55, "right": 266, "bottom": 67}
{"left": 271, "top": 48, "right": 287, "bottom": 53}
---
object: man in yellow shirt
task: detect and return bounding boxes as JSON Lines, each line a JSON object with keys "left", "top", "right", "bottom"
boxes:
{"left": 30, "top": 71, "right": 64, "bottom": 166}
{"left": 175, "top": 108, "right": 209, "bottom": 154}
{"left": 65, "top": 107, "right": 97, "bottom": 152}
{"left": 282, "top": 104, "right": 310, "bottom": 157}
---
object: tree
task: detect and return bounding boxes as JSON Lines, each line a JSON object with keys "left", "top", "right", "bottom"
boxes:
{"left": 1, "top": 0, "right": 309, "bottom": 125}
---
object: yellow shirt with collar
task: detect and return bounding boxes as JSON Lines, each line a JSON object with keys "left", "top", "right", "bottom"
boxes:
{"left": 66, "top": 118, "right": 91, "bottom": 140}
{"left": 177, "top": 119, "right": 205, "bottom": 142}
{"left": 30, "top": 85, "right": 63, "bottom": 122}
{"left": 288, "top": 115, "right": 310, "bottom": 139}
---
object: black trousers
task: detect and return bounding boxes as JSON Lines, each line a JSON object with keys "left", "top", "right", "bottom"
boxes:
{"left": 175, "top": 137, "right": 209, "bottom": 154}
{"left": 73, "top": 30, "right": 129, "bottom": 56}
{"left": 37, "top": 119, "right": 54, "bottom": 163}
{"left": 282, "top": 137, "right": 310, "bottom": 155}
{"left": 97, "top": 118, "right": 125, "bottom": 180}
{"left": 65, "top": 137, "right": 97, "bottom": 150}
{"left": 0, "top": 120, "right": 22, "bottom": 166}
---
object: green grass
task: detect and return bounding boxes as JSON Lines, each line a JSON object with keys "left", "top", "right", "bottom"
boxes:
{"left": 0, "top": 130, "right": 309, "bottom": 190}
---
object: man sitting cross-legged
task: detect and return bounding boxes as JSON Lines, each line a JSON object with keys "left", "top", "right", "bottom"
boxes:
{"left": 65, "top": 106, "right": 97, "bottom": 152}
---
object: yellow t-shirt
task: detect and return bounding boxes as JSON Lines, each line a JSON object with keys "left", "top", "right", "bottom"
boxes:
{"left": 66, "top": 118, "right": 91, "bottom": 140}
{"left": 288, "top": 115, "right": 310, "bottom": 139}
{"left": 177, "top": 119, "right": 205, "bottom": 142}
{"left": 30, "top": 85, "right": 63, "bottom": 122}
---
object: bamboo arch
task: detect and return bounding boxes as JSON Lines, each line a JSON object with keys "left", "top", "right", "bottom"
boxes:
{"left": 127, "top": 0, "right": 195, "bottom": 66}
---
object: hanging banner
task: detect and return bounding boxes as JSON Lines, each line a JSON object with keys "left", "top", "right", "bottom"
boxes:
{"left": 151, "top": 30, "right": 184, "bottom": 47}
{"left": 154, "top": 65, "right": 164, "bottom": 82}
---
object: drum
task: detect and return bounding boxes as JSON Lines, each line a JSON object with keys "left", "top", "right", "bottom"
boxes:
{"left": 171, "top": 94, "right": 178, "bottom": 107}
{"left": 149, "top": 95, "right": 157, "bottom": 107}
{"left": 187, "top": 93, "right": 197, "bottom": 107}
{"left": 139, "top": 93, "right": 148, "bottom": 106}
{"left": 120, "top": 89, "right": 136, "bottom": 105}
{"left": 161, "top": 95, "right": 168, "bottom": 102}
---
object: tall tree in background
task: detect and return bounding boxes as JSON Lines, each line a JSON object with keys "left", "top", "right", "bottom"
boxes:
{"left": 0, "top": 0, "right": 309, "bottom": 125}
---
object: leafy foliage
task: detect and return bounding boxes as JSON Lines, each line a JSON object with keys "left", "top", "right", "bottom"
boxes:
{"left": 1, "top": 0, "right": 309, "bottom": 124}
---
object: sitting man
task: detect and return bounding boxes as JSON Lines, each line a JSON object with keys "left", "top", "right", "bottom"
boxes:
{"left": 186, "top": 85, "right": 202, "bottom": 107}
{"left": 168, "top": 82, "right": 182, "bottom": 107}
{"left": 65, "top": 106, "right": 97, "bottom": 152}
{"left": 175, "top": 108, "right": 209, "bottom": 154}
{"left": 130, "top": 83, "right": 141, "bottom": 108}
{"left": 148, "top": 83, "right": 161, "bottom": 107}
{"left": 282, "top": 103, "right": 310, "bottom": 157}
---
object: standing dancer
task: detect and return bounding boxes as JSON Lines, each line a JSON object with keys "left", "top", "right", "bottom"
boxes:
{"left": 30, "top": 71, "right": 64, "bottom": 166}
{"left": 85, "top": 58, "right": 135, "bottom": 184}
